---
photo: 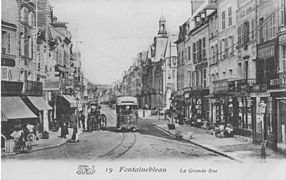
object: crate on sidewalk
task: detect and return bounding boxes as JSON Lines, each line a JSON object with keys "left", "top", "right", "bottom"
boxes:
{"left": 5, "top": 139, "right": 15, "bottom": 153}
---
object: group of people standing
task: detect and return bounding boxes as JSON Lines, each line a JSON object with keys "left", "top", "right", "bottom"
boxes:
{"left": 59, "top": 111, "right": 86, "bottom": 143}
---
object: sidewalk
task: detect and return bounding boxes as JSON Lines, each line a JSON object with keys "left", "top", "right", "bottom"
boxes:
{"left": 152, "top": 119, "right": 286, "bottom": 163}
{"left": 2, "top": 128, "right": 83, "bottom": 157}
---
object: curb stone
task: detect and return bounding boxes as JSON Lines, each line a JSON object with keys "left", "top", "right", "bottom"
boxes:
{"left": 152, "top": 123, "right": 243, "bottom": 163}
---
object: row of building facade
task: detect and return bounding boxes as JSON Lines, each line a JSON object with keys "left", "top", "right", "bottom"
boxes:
{"left": 1, "top": 0, "right": 93, "bottom": 137}
{"left": 115, "top": 0, "right": 286, "bottom": 153}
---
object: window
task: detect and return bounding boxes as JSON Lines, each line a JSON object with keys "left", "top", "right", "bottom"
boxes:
{"left": 229, "top": 69, "right": 233, "bottom": 76}
{"left": 1, "top": 68, "right": 8, "bottom": 80}
{"left": 223, "top": 72, "right": 226, "bottom": 78}
{"left": 216, "top": 72, "right": 219, "bottom": 80}
{"left": 222, "top": 11, "right": 226, "bottom": 29}
{"left": 188, "top": 71, "right": 192, "bottom": 87}
{"left": 196, "top": 71, "right": 199, "bottom": 87}
{"left": 212, "top": 74, "right": 215, "bottom": 81}
{"left": 38, "top": 63, "right": 41, "bottom": 71}
{"left": 230, "top": 36, "right": 234, "bottom": 56}
{"left": 1, "top": 31, "right": 11, "bottom": 54}
{"left": 238, "top": 25, "right": 242, "bottom": 46}
{"left": 215, "top": 44, "right": 218, "bottom": 62}
{"left": 193, "top": 43, "right": 197, "bottom": 63}
{"left": 270, "top": 13, "right": 277, "bottom": 39}
{"left": 211, "top": 46, "right": 214, "bottom": 63}
{"left": 20, "top": 33, "right": 24, "bottom": 55}
{"left": 282, "top": 0, "right": 286, "bottom": 25}
{"left": 251, "top": 19, "right": 255, "bottom": 40}
{"left": 259, "top": 18, "right": 264, "bottom": 43}
{"left": 188, "top": 46, "right": 191, "bottom": 60}
{"left": 200, "top": 69, "right": 204, "bottom": 88}
{"left": 224, "top": 39, "right": 228, "bottom": 58}
{"left": 282, "top": 46, "right": 286, "bottom": 72}
{"left": 173, "top": 70, "right": 175, "bottom": 78}
{"left": 202, "top": 38, "right": 206, "bottom": 61}
{"left": 203, "top": 68, "right": 207, "bottom": 88}
{"left": 192, "top": 71, "right": 196, "bottom": 87}
{"left": 181, "top": 51, "right": 184, "bottom": 65}
{"left": 228, "top": 7, "right": 232, "bottom": 26}
{"left": 7, "top": 33, "right": 11, "bottom": 54}
{"left": 197, "top": 39, "right": 202, "bottom": 62}
{"left": 243, "top": 21, "right": 250, "bottom": 45}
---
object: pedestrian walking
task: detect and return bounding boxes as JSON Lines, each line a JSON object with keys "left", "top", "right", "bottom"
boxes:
{"left": 80, "top": 112, "right": 86, "bottom": 132}
{"left": 60, "top": 114, "right": 65, "bottom": 138}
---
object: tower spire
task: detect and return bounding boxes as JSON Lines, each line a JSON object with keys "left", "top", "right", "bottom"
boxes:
{"left": 158, "top": 15, "right": 167, "bottom": 35}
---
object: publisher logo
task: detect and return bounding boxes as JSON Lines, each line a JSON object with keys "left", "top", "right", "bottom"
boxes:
{"left": 76, "top": 165, "right": 95, "bottom": 175}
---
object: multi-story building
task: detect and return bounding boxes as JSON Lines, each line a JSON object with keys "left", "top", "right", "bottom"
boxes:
{"left": 209, "top": 0, "right": 238, "bottom": 130}
{"left": 2, "top": 0, "right": 18, "bottom": 82}
{"left": 275, "top": 0, "right": 286, "bottom": 153}
{"left": 253, "top": 0, "right": 281, "bottom": 150}
{"left": 162, "top": 34, "right": 178, "bottom": 109}
{"left": 175, "top": 21, "right": 189, "bottom": 113}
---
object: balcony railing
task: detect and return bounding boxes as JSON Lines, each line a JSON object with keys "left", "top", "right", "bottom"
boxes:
{"left": 23, "top": 80, "right": 43, "bottom": 96}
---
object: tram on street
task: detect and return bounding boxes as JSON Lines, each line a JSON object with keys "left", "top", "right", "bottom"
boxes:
{"left": 116, "top": 96, "right": 139, "bottom": 132}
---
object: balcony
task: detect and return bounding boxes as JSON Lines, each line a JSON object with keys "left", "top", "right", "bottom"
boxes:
{"left": 23, "top": 80, "right": 43, "bottom": 96}
{"left": 1, "top": 81, "right": 23, "bottom": 96}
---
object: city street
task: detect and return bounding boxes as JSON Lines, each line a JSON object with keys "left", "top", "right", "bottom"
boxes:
{"left": 2, "top": 106, "right": 232, "bottom": 162}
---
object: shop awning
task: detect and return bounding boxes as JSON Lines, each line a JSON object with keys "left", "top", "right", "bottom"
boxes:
{"left": 27, "top": 96, "right": 53, "bottom": 111}
{"left": 62, "top": 95, "right": 77, "bottom": 107}
{"left": 1, "top": 97, "right": 38, "bottom": 120}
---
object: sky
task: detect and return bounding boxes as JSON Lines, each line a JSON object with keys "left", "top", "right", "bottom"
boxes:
{"left": 50, "top": 0, "right": 192, "bottom": 85}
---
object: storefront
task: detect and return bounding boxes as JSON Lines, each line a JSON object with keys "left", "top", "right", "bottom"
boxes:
{"left": 253, "top": 38, "right": 279, "bottom": 148}
{"left": 1, "top": 96, "right": 38, "bottom": 138}
{"left": 56, "top": 94, "right": 78, "bottom": 124}
{"left": 173, "top": 90, "right": 184, "bottom": 115}
{"left": 22, "top": 96, "right": 53, "bottom": 132}
{"left": 211, "top": 79, "right": 232, "bottom": 127}
{"left": 189, "top": 89, "right": 210, "bottom": 124}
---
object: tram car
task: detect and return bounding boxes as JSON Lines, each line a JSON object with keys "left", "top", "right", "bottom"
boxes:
{"left": 116, "top": 96, "right": 139, "bottom": 131}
